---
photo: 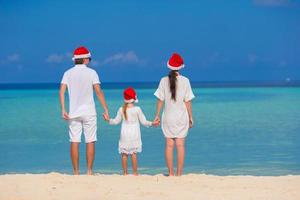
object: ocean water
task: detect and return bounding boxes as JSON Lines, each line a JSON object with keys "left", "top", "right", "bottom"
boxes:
{"left": 0, "top": 83, "right": 299, "bottom": 175}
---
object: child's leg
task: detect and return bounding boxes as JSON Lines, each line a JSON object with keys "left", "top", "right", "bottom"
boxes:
{"left": 121, "top": 153, "right": 128, "bottom": 175}
{"left": 165, "top": 138, "right": 175, "bottom": 176}
{"left": 175, "top": 138, "right": 185, "bottom": 176}
{"left": 131, "top": 153, "right": 138, "bottom": 176}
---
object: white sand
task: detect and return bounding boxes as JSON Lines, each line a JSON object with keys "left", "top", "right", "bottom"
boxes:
{"left": 0, "top": 173, "right": 299, "bottom": 200}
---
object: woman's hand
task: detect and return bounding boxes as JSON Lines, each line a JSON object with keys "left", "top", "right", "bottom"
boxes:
{"left": 153, "top": 115, "right": 160, "bottom": 127}
{"left": 189, "top": 117, "right": 194, "bottom": 128}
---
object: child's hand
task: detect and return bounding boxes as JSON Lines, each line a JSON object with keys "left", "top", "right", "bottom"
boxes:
{"left": 152, "top": 116, "right": 160, "bottom": 127}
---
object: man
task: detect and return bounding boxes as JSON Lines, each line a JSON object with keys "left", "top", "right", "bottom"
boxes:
{"left": 59, "top": 46, "right": 109, "bottom": 175}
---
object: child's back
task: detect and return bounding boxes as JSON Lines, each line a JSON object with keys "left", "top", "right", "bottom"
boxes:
{"left": 110, "top": 106, "right": 152, "bottom": 154}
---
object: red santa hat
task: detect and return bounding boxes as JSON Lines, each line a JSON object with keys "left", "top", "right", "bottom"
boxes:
{"left": 72, "top": 46, "right": 91, "bottom": 61}
{"left": 167, "top": 53, "right": 185, "bottom": 70}
{"left": 123, "top": 87, "right": 138, "bottom": 103}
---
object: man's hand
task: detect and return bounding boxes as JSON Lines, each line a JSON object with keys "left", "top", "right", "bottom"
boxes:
{"left": 62, "top": 110, "right": 69, "bottom": 120}
{"left": 102, "top": 110, "right": 110, "bottom": 121}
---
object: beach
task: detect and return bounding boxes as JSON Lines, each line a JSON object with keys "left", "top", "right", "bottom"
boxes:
{"left": 0, "top": 173, "right": 300, "bottom": 200}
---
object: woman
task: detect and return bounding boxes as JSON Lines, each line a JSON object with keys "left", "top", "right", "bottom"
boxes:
{"left": 154, "top": 53, "right": 195, "bottom": 176}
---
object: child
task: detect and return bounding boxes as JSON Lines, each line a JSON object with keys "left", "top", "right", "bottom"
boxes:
{"left": 107, "top": 87, "right": 157, "bottom": 175}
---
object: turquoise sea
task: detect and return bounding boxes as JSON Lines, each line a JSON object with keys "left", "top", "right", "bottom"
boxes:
{"left": 0, "top": 82, "right": 299, "bottom": 175}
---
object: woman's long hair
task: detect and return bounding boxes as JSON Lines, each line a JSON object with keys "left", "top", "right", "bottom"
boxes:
{"left": 123, "top": 103, "right": 129, "bottom": 120}
{"left": 168, "top": 70, "right": 178, "bottom": 101}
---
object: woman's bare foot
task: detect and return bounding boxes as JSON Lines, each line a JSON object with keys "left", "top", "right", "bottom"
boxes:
{"left": 133, "top": 172, "right": 138, "bottom": 176}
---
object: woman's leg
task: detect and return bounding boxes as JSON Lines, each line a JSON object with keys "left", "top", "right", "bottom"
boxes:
{"left": 121, "top": 153, "right": 128, "bottom": 175}
{"left": 175, "top": 138, "right": 185, "bottom": 176}
{"left": 165, "top": 138, "right": 175, "bottom": 176}
{"left": 131, "top": 153, "right": 138, "bottom": 176}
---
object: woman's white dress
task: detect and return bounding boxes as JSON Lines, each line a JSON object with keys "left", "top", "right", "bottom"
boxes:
{"left": 109, "top": 106, "right": 152, "bottom": 154}
{"left": 154, "top": 75, "right": 195, "bottom": 138}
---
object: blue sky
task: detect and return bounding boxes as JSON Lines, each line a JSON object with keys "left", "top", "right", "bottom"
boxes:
{"left": 0, "top": 0, "right": 299, "bottom": 83}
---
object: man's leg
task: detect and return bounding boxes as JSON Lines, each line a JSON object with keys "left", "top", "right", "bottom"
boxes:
{"left": 83, "top": 116, "right": 97, "bottom": 175}
{"left": 165, "top": 138, "right": 175, "bottom": 176}
{"left": 70, "top": 142, "right": 80, "bottom": 175}
{"left": 68, "top": 118, "right": 82, "bottom": 175}
{"left": 86, "top": 142, "right": 95, "bottom": 175}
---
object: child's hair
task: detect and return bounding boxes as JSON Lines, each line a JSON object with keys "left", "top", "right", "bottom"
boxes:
{"left": 123, "top": 103, "right": 128, "bottom": 120}
{"left": 168, "top": 70, "right": 178, "bottom": 101}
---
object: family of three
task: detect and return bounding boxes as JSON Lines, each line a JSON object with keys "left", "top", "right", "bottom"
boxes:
{"left": 59, "top": 46, "right": 195, "bottom": 176}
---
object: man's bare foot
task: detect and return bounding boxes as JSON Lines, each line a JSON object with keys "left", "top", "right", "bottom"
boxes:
{"left": 123, "top": 173, "right": 128, "bottom": 176}
{"left": 73, "top": 170, "right": 79, "bottom": 175}
{"left": 133, "top": 172, "right": 138, "bottom": 176}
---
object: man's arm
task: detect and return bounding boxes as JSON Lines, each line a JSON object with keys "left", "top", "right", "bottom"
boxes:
{"left": 93, "top": 84, "right": 109, "bottom": 120}
{"left": 59, "top": 84, "right": 69, "bottom": 120}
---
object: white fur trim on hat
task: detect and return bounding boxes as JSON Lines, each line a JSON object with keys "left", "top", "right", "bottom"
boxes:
{"left": 167, "top": 62, "right": 185, "bottom": 70}
{"left": 124, "top": 98, "right": 138, "bottom": 103}
{"left": 72, "top": 53, "right": 91, "bottom": 61}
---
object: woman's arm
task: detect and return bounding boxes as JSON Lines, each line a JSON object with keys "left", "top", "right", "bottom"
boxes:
{"left": 154, "top": 99, "right": 164, "bottom": 124}
{"left": 59, "top": 84, "right": 69, "bottom": 120}
{"left": 185, "top": 100, "right": 193, "bottom": 128}
{"left": 94, "top": 84, "right": 109, "bottom": 120}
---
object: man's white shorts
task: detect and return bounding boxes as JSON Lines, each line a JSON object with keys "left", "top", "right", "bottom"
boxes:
{"left": 68, "top": 115, "right": 97, "bottom": 143}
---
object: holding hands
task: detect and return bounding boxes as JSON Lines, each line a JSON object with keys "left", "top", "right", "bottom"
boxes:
{"left": 102, "top": 109, "right": 110, "bottom": 121}
{"left": 152, "top": 115, "right": 160, "bottom": 127}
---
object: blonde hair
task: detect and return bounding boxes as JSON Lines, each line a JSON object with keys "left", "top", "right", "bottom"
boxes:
{"left": 123, "top": 103, "right": 129, "bottom": 120}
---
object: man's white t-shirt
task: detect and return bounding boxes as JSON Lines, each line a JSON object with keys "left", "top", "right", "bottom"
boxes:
{"left": 61, "top": 64, "right": 100, "bottom": 118}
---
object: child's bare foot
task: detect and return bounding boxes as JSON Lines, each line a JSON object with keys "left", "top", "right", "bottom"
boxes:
{"left": 73, "top": 170, "right": 79, "bottom": 175}
{"left": 123, "top": 172, "right": 128, "bottom": 176}
{"left": 87, "top": 170, "right": 93, "bottom": 175}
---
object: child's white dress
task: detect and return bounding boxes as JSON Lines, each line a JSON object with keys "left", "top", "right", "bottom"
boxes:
{"left": 154, "top": 75, "right": 195, "bottom": 138}
{"left": 109, "top": 106, "right": 152, "bottom": 154}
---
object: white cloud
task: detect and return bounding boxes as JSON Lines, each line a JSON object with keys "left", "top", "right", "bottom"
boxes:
{"left": 0, "top": 53, "right": 21, "bottom": 66}
{"left": 278, "top": 60, "right": 287, "bottom": 67}
{"left": 253, "top": 0, "right": 291, "bottom": 6}
{"left": 7, "top": 53, "right": 20, "bottom": 62}
{"left": 46, "top": 52, "right": 72, "bottom": 63}
{"left": 90, "top": 60, "right": 100, "bottom": 67}
{"left": 248, "top": 54, "right": 258, "bottom": 63}
{"left": 200, "top": 52, "right": 230, "bottom": 68}
{"left": 101, "top": 51, "right": 144, "bottom": 66}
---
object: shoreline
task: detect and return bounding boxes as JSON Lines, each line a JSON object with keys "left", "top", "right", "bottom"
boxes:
{"left": 1, "top": 173, "right": 300, "bottom": 200}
